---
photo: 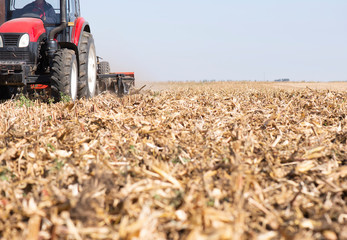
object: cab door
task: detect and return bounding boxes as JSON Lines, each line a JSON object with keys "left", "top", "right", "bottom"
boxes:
{"left": 67, "top": 0, "right": 78, "bottom": 42}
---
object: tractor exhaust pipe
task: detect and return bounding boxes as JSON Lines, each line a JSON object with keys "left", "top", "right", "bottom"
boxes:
{"left": 47, "top": 0, "right": 67, "bottom": 58}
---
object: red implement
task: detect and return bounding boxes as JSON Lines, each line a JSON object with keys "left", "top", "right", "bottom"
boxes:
{"left": 113, "top": 72, "right": 135, "bottom": 78}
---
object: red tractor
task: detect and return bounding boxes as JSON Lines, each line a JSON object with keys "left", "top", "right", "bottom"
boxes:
{"left": 0, "top": 0, "right": 134, "bottom": 101}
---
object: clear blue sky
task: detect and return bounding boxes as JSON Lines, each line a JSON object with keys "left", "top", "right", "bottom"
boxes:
{"left": 81, "top": 0, "right": 347, "bottom": 82}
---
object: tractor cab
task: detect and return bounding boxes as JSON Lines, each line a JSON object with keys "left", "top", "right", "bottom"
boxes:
{"left": 1, "top": 0, "right": 79, "bottom": 23}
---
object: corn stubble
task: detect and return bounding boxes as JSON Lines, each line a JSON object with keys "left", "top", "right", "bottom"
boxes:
{"left": 0, "top": 82, "right": 346, "bottom": 240}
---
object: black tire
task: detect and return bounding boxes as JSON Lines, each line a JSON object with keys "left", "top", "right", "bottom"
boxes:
{"left": 98, "top": 61, "right": 110, "bottom": 74}
{"left": 0, "top": 86, "right": 11, "bottom": 100}
{"left": 78, "top": 32, "right": 97, "bottom": 99}
{"left": 51, "top": 49, "right": 78, "bottom": 102}
{"left": 0, "top": 86, "right": 17, "bottom": 101}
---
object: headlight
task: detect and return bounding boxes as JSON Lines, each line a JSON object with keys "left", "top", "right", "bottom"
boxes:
{"left": 0, "top": 36, "right": 3, "bottom": 48}
{"left": 18, "top": 34, "right": 30, "bottom": 48}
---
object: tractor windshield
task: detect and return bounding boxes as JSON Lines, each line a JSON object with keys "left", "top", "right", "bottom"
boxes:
{"left": 11, "top": 0, "right": 59, "bottom": 9}
{"left": 8, "top": 0, "right": 60, "bottom": 24}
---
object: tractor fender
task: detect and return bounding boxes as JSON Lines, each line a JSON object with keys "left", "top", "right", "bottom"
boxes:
{"left": 71, "top": 17, "right": 91, "bottom": 47}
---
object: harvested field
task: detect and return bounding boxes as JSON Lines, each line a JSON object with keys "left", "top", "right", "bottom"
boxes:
{"left": 0, "top": 82, "right": 346, "bottom": 240}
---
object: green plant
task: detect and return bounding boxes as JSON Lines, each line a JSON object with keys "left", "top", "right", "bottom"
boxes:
{"left": 60, "top": 92, "right": 71, "bottom": 103}
{"left": 0, "top": 168, "right": 15, "bottom": 181}
{"left": 170, "top": 190, "right": 184, "bottom": 208}
{"left": 129, "top": 145, "right": 136, "bottom": 151}
{"left": 17, "top": 94, "right": 34, "bottom": 107}
{"left": 55, "top": 160, "right": 64, "bottom": 170}
{"left": 171, "top": 157, "right": 180, "bottom": 164}
{"left": 152, "top": 91, "right": 160, "bottom": 97}
{"left": 48, "top": 97, "right": 55, "bottom": 105}
{"left": 50, "top": 159, "right": 64, "bottom": 172}
{"left": 207, "top": 198, "right": 215, "bottom": 207}
{"left": 47, "top": 143, "right": 55, "bottom": 151}
{"left": 181, "top": 157, "right": 191, "bottom": 163}
{"left": 154, "top": 194, "right": 161, "bottom": 200}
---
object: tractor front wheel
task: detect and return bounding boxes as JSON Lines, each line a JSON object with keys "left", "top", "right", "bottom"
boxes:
{"left": 78, "top": 32, "right": 97, "bottom": 99}
{"left": 51, "top": 49, "right": 78, "bottom": 102}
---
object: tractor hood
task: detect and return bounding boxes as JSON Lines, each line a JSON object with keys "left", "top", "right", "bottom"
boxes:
{"left": 0, "top": 18, "right": 46, "bottom": 42}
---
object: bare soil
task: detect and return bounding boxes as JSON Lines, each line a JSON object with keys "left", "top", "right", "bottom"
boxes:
{"left": 146, "top": 81, "right": 347, "bottom": 92}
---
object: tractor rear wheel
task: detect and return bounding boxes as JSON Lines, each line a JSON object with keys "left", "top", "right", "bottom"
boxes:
{"left": 51, "top": 49, "right": 78, "bottom": 102}
{"left": 78, "top": 32, "right": 97, "bottom": 99}
{"left": 98, "top": 61, "right": 110, "bottom": 74}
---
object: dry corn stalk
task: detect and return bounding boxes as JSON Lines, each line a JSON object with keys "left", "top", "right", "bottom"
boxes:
{"left": 0, "top": 81, "right": 346, "bottom": 239}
